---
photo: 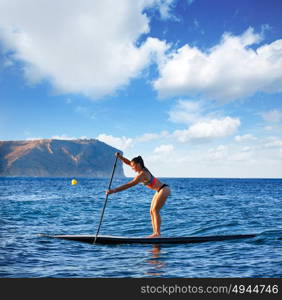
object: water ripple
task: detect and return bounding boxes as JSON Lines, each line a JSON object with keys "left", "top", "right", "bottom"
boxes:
{"left": 1, "top": 177, "right": 282, "bottom": 277}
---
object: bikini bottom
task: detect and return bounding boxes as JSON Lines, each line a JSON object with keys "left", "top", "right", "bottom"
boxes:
{"left": 158, "top": 184, "right": 169, "bottom": 192}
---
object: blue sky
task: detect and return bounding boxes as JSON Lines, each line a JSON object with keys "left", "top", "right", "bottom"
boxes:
{"left": 1, "top": 0, "right": 282, "bottom": 178}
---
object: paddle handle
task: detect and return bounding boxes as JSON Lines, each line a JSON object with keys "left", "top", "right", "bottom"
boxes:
{"left": 94, "top": 154, "right": 119, "bottom": 244}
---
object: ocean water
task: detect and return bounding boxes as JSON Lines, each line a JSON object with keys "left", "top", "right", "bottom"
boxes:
{"left": 0, "top": 177, "right": 282, "bottom": 278}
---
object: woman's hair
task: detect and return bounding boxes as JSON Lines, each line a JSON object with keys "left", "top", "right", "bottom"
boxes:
{"left": 131, "top": 156, "right": 145, "bottom": 169}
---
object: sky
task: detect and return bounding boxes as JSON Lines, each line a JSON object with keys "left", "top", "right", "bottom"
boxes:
{"left": 0, "top": 0, "right": 282, "bottom": 178}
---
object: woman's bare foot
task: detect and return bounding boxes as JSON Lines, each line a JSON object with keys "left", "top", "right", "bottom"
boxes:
{"left": 148, "top": 233, "right": 161, "bottom": 238}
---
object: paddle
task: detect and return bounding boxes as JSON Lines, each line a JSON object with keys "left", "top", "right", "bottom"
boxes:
{"left": 93, "top": 153, "right": 119, "bottom": 244}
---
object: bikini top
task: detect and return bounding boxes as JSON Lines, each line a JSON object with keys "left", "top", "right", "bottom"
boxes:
{"left": 142, "top": 168, "right": 157, "bottom": 188}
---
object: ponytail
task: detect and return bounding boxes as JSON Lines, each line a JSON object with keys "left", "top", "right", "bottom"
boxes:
{"left": 131, "top": 156, "right": 145, "bottom": 169}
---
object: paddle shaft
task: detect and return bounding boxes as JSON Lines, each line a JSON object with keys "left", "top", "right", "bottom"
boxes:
{"left": 94, "top": 154, "right": 118, "bottom": 244}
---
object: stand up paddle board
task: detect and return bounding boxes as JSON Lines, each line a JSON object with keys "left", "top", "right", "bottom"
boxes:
{"left": 41, "top": 233, "right": 257, "bottom": 245}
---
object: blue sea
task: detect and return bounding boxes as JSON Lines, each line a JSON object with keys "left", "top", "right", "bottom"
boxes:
{"left": 0, "top": 177, "right": 282, "bottom": 278}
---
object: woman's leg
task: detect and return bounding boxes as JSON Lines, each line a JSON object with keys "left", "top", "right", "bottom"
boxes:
{"left": 149, "top": 187, "right": 171, "bottom": 237}
{"left": 150, "top": 192, "right": 158, "bottom": 235}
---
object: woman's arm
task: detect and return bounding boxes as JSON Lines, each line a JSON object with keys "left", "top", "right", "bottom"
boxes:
{"left": 116, "top": 153, "right": 131, "bottom": 166}
{"left": 106, "top": 173, "right": 144, "bottom": 195}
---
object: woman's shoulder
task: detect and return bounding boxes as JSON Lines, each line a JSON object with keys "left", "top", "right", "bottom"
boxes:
{"left": 134, "top": 170, "right": 150, "bottom": 182}
{"left": 141, "top": 168, "right": 152, "bottom": 177}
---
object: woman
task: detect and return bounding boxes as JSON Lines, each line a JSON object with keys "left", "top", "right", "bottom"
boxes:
{"left": 106, "top": 153, "right": 171, "bottom": 238}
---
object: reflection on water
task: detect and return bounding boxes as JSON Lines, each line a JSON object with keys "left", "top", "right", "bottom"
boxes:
{"left": 145, "top": 245, "right": 165, "bottom": 276}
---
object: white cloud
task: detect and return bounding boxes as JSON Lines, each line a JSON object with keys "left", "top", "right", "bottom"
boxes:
{"left": 173, "top": 117, "right": 240, "bottom": 143}
{"left": 207, "top": 145, "right": 228, "bottom": 160}
{"left": 53, "top": 135, "right": 90, "bottom": 140}
{"left": 96, "top": 133, "right": 133, "bottom": 151}
{"left": 204, "top": 144, "right": 256, "bottom": 164}
{"left": 168, "top": 99, "right": 203, "bottom": 124}
{"left": 264, "top": 126, "right": 274, "bottom": 131}
{"left": 235, "top": 134, "right": 257, "bottom": 142}
{"left": 96, "top": 130, "right": 171, "bottom": 154}
{"left": 115, "top": 132, "right": 281, "bottom": 178}
{"left": 152, "top": 0, "right": 177, "bottom": 20}
{"left": 261, "top": 109, "right": 282, "bottom": 123}
{"left": 137, "top": 133, "right": 160, "bottom": 142}
{"left": 25, "top": 134, "right": 89, "bottom": 140}
{"left": 229, "top": 149, "right": 254, "bottom": 162}
{"left": 25, "top": 137, "right": 43, "bottom": 141}
{"left": 147, "top": 144, "right": 174, "bottom": 164}
{"left": 51, "top": 134, "right": 78, "bottom": 140}
{"left": 153, "top": 144, "right": 174, "bottom": 154}
{"left": 0, "top": 0, "right": 168, "bottom": 99}
{"left": 168, "top": 99, "right": 240, "bottom": 143}
{"left": 153, "top": 27, "right": 282, "bottom": 102}
{"left": 145, "top": 141, "right": 282, "bottom": 177}
{"left": 136, "top": 130, "right": 169, "bottom": 142}
{"left": 264, "top": 137, "right": 282, "bottom": 148}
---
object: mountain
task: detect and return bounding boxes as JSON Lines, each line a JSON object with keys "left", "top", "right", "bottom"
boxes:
{"left": 0, "top": 139, "right": 125, "bottom": 178}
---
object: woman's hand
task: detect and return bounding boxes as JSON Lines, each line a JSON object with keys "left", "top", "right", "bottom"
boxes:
{"left": 115, "top": 152, "right": 122, "bottom": 159}
{"left": 106, "top": 189, "right": 115, "bottom": 195}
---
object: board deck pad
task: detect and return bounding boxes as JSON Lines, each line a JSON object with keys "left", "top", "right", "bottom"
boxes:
{"left": 41, "top": 234, "right": 257, "bottom": 245}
